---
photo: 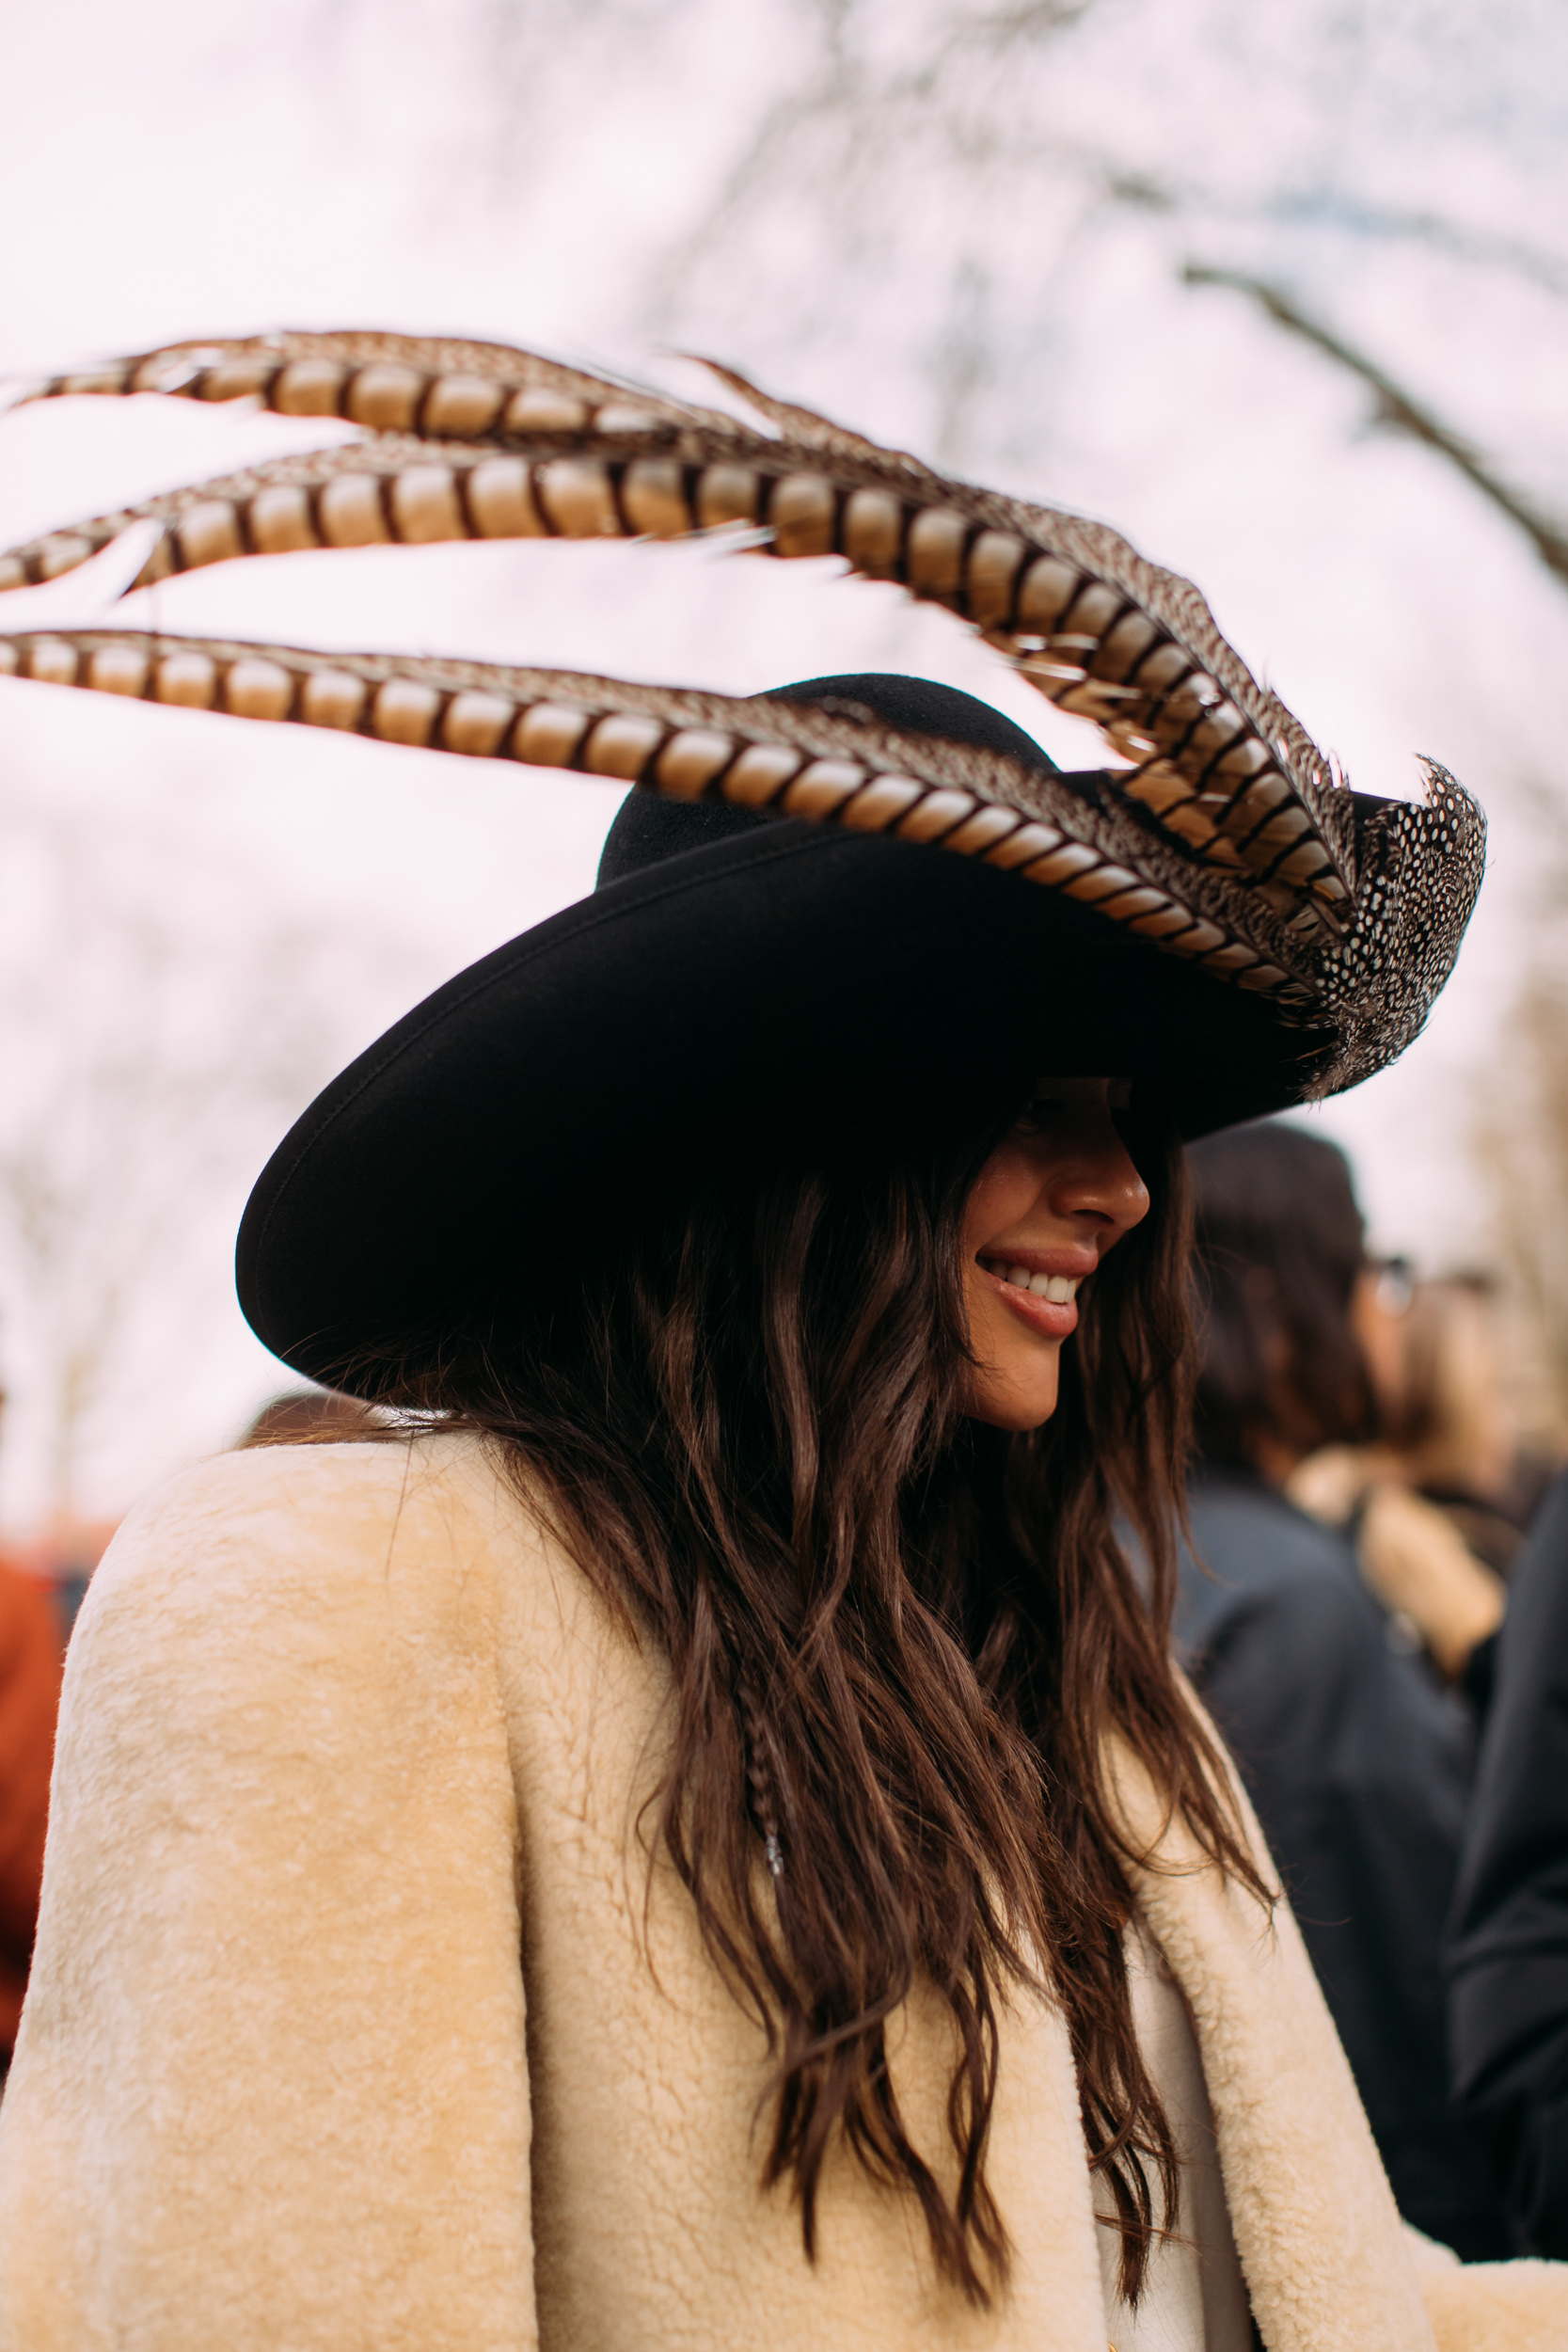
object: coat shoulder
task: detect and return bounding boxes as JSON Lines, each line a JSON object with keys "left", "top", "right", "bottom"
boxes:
{"left": 101, "top": 1426, "right": 499, "bottom": 1559}
{"left": 75, "top": 1431, "right": 567, "bottom": 1702}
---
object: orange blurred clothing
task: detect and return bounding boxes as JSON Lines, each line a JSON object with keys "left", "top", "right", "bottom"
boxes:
{"left": 0, "top": 1561, "right": 62, "bottom": 2054}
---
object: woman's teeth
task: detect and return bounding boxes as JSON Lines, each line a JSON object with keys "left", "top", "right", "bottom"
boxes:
{"left": 982, "top": 1260, "right": 1081, "bottom": 1302}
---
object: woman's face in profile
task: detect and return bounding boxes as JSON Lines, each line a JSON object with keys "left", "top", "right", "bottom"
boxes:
{"left": 959, "top": 1077, "right": 1149, "bottom": 1432}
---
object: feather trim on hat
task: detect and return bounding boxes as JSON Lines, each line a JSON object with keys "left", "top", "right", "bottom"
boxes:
{"left": 0, "top": 331, "right": 1486, "bottom": 1096}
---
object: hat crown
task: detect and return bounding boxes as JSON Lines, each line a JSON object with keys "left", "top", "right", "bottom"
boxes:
{"left": 596, "top": 672, "right": 1059, "bottom": 887}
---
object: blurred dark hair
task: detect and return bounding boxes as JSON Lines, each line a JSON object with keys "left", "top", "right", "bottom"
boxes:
{"left": 1188, "top": 1120, "right": 1376, "bottom": 1470}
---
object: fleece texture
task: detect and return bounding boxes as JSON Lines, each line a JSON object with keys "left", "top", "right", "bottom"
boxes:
{"left": 0, "top": 1435, "right": 1561, "bottom": 2350}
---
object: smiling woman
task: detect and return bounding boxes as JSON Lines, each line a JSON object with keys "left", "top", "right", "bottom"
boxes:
{"left": 962, "top": 1077, "right": 1150, "bottom": 1431}
{"left": 334, "top": 1038, "right": 1214, "bottom": 2311}
{"left": 0, "top": 397, "right": 1555, "bottom": 2343}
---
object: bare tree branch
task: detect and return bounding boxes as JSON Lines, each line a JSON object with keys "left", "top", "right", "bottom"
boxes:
{"left": 1254, "top": 198, "right": 1568, "bottom": 299}
{"left": 1183, "top": 262, "right": 1568, "bottom": 587}
{"left": 639, "top": 0, "right": 1104, "bottom": 422}
{"left": 1117, "top": 180, "right": 1568, "bottom": 299}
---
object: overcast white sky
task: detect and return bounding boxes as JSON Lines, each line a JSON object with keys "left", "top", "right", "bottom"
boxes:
{"left": 2, "top": 0, "right": 1567, "bottom": 1525}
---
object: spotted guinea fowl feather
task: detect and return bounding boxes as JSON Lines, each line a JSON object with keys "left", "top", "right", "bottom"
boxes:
{"left": 0, "top": 623, "right": 1482, "bottom": 1091}
{"left": 8, "top": 333, "right": 1352, "bottom": 936}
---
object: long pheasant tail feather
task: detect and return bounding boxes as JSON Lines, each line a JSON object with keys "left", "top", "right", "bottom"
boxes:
{"left": 0, "top": 624, "right": 1321, "bottom": 1009}
{"left": 0, "top": 437, "right": 638, "bottom": 594}
{"left": 19, "top": 329, "right": 736, "bottom": 438}
{"left": 7, "top": 334, "right": 1355, "bottom": 936}
{"left": 679, "top": 353, "right": 937, "bottom": 474}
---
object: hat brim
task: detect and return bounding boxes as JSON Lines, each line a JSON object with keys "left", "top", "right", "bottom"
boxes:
{"left": 237, "top": 811, "right": 1331, "bottom": 1388}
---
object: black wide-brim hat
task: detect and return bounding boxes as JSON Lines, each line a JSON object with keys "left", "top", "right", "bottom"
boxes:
{"left": 0, "top": 328, "right": 1485, "bottom": 1391}
{"left": 234, "top": 675, "right": 1339, "bottom": 1384}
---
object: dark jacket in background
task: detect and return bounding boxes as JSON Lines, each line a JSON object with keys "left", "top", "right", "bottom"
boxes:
{"left": 1449, "top": 1466, "right": 1568, "bottom": 2254}
{"left": 1178, "top": 1468, "right": 1511, "bottom": 2259}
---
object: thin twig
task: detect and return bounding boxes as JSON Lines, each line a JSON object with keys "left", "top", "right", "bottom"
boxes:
{"left": 1183, "top": 262, "right": 1568, "bottom": 587}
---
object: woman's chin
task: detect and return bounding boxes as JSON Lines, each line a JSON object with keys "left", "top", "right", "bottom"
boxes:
{"left": 963, "top": 1357, "right": 1062, "bottom": 1431}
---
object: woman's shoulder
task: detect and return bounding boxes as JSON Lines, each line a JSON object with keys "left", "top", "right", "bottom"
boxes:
{"left": 65, "top": 1438, "right": 647, "bottom": 1818}
{"left": 82, "top": 1430, "right": 568, "bottom": 1671}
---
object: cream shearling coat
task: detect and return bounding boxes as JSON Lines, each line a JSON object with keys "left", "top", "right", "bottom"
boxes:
{"left": 0, "top": 1435, "right": 1562, "bottom": 2352}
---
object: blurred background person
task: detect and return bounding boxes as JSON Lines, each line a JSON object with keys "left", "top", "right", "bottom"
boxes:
{"left": 0, "top": 1558, "right": 60, "bottom": 2079}
{"left": 1449, "top": 1467, "right": 1568, "bottom": 2256}
{"left": 0, "top": 1389, "right": 63, "bottom": 2080}
{"left": 1371, "top": 1273, "right": 1540, "bottom": 1579}
{"left": 1291, "top": 1267, "right": 1544, "bottom": 1706}
{"left": 1178, "top": 1120, "right": 1512, "bottom": 2257}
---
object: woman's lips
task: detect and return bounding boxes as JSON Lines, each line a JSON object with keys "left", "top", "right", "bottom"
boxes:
{"left": 975, "top": 1250, "right": 1094, "bottom": 1340}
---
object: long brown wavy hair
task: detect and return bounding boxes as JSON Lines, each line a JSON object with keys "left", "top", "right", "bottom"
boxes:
{"left": 372, "top": 1080, "right": 1268, "bottom": 2305}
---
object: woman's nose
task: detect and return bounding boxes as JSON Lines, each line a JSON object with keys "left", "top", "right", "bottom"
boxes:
{"left": 1042, "top": 1113, "right": 1150, "bottom": 1236}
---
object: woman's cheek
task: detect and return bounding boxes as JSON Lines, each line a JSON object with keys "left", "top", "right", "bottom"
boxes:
{"left": 961, "top": 1145, "right": 1039, "bottom": 1256}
